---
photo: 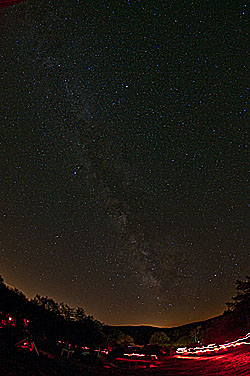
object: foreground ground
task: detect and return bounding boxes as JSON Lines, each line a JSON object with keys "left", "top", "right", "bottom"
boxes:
{"left": 0, "top": 344, "right": 249, "bottom": 375}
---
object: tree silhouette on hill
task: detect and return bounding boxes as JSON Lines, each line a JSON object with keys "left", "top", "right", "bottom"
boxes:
{"left": 226, "top": 276, "right": 250, "bottom": 329}
{"left": 226, "top": 276, "right": 250, "bottom": 314}
{"left": 149, "top": 331, "right": 170, "bottom": 346}
{"left": 0, "top": 275, "right": 105, "bottom": 348}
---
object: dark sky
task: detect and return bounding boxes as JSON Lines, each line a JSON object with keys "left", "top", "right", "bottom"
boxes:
{"left": 0, "top": 0, "right": 249, "bottom": 327}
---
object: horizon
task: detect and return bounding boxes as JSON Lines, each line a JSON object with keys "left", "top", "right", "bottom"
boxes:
{"left": 3, "top": 276, "right": 225, "bottom": 329}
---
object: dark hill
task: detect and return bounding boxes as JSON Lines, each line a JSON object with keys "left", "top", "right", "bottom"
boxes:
{"left": 109, "top": 315, "right": 224, "bottom": 345}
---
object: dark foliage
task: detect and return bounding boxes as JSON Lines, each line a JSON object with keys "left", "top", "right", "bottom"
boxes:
{"left": 200, "top": 276, "right": 250, "bottom": 345}
{"left": 0, "top": 275, "right": 249, "bottom": 351}
{"left": 0, "top": 275, "right": 105, "bottom": 348}
{"left": 226, "top": 276, "right": 250, "bottom": 315}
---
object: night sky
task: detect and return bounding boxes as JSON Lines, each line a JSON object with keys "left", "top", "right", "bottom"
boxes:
{"left": 0, "top": 0, "right": 249, "bottom": 327}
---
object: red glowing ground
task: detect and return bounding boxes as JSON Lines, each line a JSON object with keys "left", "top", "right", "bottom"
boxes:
{"left": 114, "top": 346, "right": 250, "bottom": 375}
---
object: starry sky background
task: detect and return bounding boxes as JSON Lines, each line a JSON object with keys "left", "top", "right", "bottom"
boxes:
{"left": 0, "top": 0, "right": 249, "bottom": 327}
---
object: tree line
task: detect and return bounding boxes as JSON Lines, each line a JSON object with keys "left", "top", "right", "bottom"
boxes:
{"left": 0, "top": 275, "right": 249, "bottom": 350}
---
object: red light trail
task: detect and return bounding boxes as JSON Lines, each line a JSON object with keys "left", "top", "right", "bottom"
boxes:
{"left": 176, "top": 332, "right": 250, "bottom": 356}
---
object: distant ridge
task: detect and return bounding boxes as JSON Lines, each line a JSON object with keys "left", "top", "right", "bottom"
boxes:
{"left": 108, "top": 315, "right": 224, "bottom": 345}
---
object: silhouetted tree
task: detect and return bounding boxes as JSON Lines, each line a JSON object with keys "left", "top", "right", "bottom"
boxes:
{"left": 149, "top": 331, "right": 170, "bottom": 346}
{"left": 117, "top": 333, "right": 134, "bottom": 346}
{"left": 174, "top": 334, "right": 194, "bottom": 347}
{"left": 59, "top": 302, "right": 74, "bottom": 321}
{"left": 73, "top": 307, "right": 86, "bottom": 322}
{"left": 105, "top": 328, "right": 134, "bottom": 348}
{"left": 225, "top": 276, "right": 250, "bottom": 331}
{"left": 201, "top": 276, "right": 250, "bottom": 345}
{"left": 79, "top": 316, "right": 105, "bottom": 347}
{"left": 32, "top": 295, "right": 60, "bottom": 314}
{"left": 0, "top": 277, "right": 29, "bottom": 316}
{"left": 226, "top": 276, "right": 250, "bottom": 314}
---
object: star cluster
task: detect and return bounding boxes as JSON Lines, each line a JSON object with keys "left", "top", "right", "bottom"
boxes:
{"left": 0, "top": 0, "right": 249, "bottom": 327}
